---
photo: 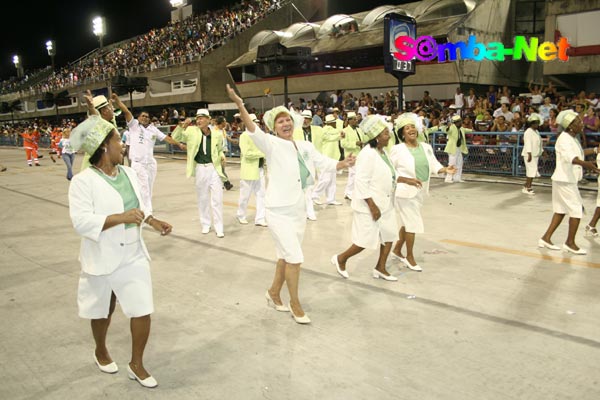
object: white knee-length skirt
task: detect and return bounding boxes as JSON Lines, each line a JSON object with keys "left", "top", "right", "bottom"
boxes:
{"left": 351, "top": 206, "right": 398, "bottom": 250}
{"left": 552, "top": 181, "right": 583, "bottom": 218}
{"left": 266, "top": 194, "right": 307, "bottom": 264}
{"left": 395, "top": 191, "right": 425, "bottom": 234}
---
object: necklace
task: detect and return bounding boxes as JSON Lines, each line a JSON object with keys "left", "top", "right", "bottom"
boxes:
{"left": 93, "top": 165, "right": 119, "bottom": 178}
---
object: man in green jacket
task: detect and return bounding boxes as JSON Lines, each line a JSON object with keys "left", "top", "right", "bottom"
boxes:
{"left": 341, "top": 112, "right": 364, "bottom": 200}
{"left": 444, "top": 115, "right": 472, "bottom": 183}
{"left": 312, "top": 114, "right": 343, "bottom": 206}
{"left": 172, "top": 108, "right": 227, "bottom": 237}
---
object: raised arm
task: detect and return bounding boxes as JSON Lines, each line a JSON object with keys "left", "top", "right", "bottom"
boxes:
{"left": 226, "top": 84, "right": 255, "bottom": 133}
{"left": 111, "top": 93, "right": 133, "bottom": 123}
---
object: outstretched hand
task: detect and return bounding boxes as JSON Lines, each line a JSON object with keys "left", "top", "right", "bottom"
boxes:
{"left": 226, "top": 84, "right": 242, "bottom": 105}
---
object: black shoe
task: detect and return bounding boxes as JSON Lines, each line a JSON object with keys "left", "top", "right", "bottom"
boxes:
{"left": 224, "top": 181, "right": 233, "bottom": 191}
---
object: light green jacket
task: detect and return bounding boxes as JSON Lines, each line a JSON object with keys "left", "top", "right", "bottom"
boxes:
{"left": 239, "top": 132, "right": 265, "bottom": 180}
{"left": 293, "top": 126, "right": 324, "bottom": 153}
{"left": 321, "top": 125, "right": 341, "bottom": 160}
{"left": 341, "top": 125, "right": 364, "bottom": 157}
{"left": 444, "top": 124, "right": 472, "bottom": 155}
{"left": 172, "top": 125, "right": 225, "bottom": 180}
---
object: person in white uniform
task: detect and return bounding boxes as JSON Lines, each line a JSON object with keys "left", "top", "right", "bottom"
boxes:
{"left": 125, "top": 109, "right": 185, "bottom": 215}
{"left": 237, "top": 113, "right": 267, "bottom": 226}
{"left": 331, "top": 115, "right": 399, "bottom": 281}
{"left": 521, "top": 113, "right": 543, "bottom": 195}
{"left": 312, "top": 114, "right": 343, "bottom": 206}
{"left": 341, "top": 111, "right": 364, "bottom": 200}
{"left": 172, "top": 108, "right": 227, "bottom": 237}
{"left": 389, "top": 115, "right": 455, "bottom": 272}
{"left": 539, "top": 110, "right": 600, "bottom": 254}
{"left": 227, "top": 84, "right": 355, "bottom": 324}
{"left": 584, "top": 151, "right": 600, "bottom": 237}
{"left": 68, "top": 115, "right": 172, "bottom": 389}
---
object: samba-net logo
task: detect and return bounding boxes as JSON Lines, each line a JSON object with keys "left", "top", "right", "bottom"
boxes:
{"left": 393, "top": 35, "right": 571, "bottom": 62}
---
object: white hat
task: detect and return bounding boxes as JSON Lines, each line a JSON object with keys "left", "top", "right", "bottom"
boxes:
{"left": 196, "top": 108, "right": 210, "bottom": 117}
{"left": 449, "top": 104, "right": 457, "bottom": 109}
{"left": 360, "top": 115, "right": 388, "bottom": 141}
{"left": 248, "top": 113, "right": 259, "bottom": 122}
{"left": 451, "top": 115, "right": 462, "bottom": 122}
{"left": 301, "top": 110, "right": 312, "bottom": 119}
{"left": 234, "top": 113, "right": 241, "bottom": 118}
{"left": 325, "top": 114, "right": 336, "bottom": 124}
{"left": 347, "top": 112, "right": 357, "bottom": 119}
{"left": 527, "top": 113, "right": 542, "bottom": 123}
{"left": 556, "top": 109, "right": 579, "bottom": 130}
{"left": 92, "top": 95, "right": 110, "bottom": 110}
{"left": 333, "top": 107, "right": 339, "bottom": 112}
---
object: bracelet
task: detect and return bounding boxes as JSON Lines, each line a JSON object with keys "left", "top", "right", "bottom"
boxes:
{"left": 146, "top": 215, "right": 154, "bottom": 224}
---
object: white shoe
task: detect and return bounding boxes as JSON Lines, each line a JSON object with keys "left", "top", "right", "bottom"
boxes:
{"left": 201, "top": 226, "right": 210, "bottom": 234}
{"left": 522, "top": 187, "right": 535, "bottom": 195}
{"left": 562, "top": 243, "right": 587, "bottom": 255}
{"left": 390, "top": 252, "right": 408, "bottom": 265}
{"left": 372, "top": 269, "right": 398, "bottom": 281}
{"left": 307, "top": 215, "right": 317, "bottom": 221}
{"left": 127, "top": 365, "right": 158, "bottom": 388}
{"left": 445, "top": 180, "right": 454, "bottom": 184}
{"left": 538, "top": 238, "right": 560, "bottom": 250}
{"left": 255, "top": 220, "right": 268, "bottom": 227}
{"left": 585, "top": 225, "right": 599, "bottom": 237}
{"left": 331, "top": 254, "right": 349, "bottom": 279}
{"left": 327, "top": 201, "right": 343, "bottom": 206}
{"left": 93, "top": 353, "right": 118, "bottom": 374}
{"left": 313, "top": 199, "right": 323, "bottom": 205}
{"left": 265, "top": 291, "right": 289, "bottom": 312}
{"left": 216, "top": 231, "right": 224, "bottom": 238}
{"left": 344, "top": 195, "right": 352, "bottom": 201}
{"left": 237, "top": 217, "right": 248, "bottom": 225}
{"left": 406, "top": 263, "right": 423, "bottom": 272}
{"left": 289, "top": 303, "right": 311, "bottom": 324}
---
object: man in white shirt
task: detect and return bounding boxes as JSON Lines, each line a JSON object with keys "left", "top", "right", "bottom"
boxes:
{"left": 493, "top": 103, "right": 514, "bottom": 122}
{"left": 126, "top": 110, "right": 185, "bottom": 215}
{"left": 454, "top": 87, "right": 464, "bottom": 115}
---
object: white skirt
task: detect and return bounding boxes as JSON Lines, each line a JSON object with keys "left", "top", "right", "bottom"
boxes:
{"left": 351, "top": 206, "right": 398, "bottom": 250}
{"left": 523, "top": 156, "right": 540, "bottom": 178}
{"left": 78, "top": 236, "right": 153, "bottom": 319}
{"left": 266, "top": 194, "right": 307, "bottom": 264}
{"left": 552, "top": 181, "right": 583, "bottom": 218}
{"left": 395, "top": 190, "right": 425, "bottom": 234}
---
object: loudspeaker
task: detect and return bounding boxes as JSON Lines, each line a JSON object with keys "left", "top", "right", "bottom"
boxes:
{"left": 257, "top": 43, "right": 286, "bottom": 59}
{"left": 285, "top": 47, "right": 311, "bottom": 58}
{"left": 111, "top": 76, "right": 148, "bottom": 94}
{"left": 256, "top": 63, "right": 284, "bottom": 78}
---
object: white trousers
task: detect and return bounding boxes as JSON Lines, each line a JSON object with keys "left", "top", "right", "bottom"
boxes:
{"left": 304, "top": 186, "right": 316, "bottom": 219}
{"left": 195, "top": 164, "right": 224, "bottom": 232}
{"left": 237, "top": 169, "right": 266, "bottom": 223}
{"left": 131, "top": 159, "right": 157, "bottom": 215}
{"left": 446, "top": 150, "right": 464, "bottom": 182}
{"left": 344, "top": 165, "right": 356, "bottom": 197}
{"left": 312, "top": 170, "right": 337, "bottom": 203}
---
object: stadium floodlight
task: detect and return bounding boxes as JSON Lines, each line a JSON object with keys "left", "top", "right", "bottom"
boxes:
{"left": 13, "top": 55, "right": 23, "bottom": 78}
{"left": 46, "top": 40, "right": 56, "bottom": 70}
{"left": 92, "top": 16, "right": 105, "bottom": 49}
{"left": 170, "top": 0, "right": 187, "bottom": 7}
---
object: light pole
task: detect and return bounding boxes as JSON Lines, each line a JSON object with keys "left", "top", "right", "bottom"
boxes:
{"left": 169, "top": 0, "right": 187, "bottom": 23}
{"left": 92, "top": 16, "right": 105, "bottom": 49}
{"left": 12, "top": 55, "right": 23, "bottom": 78}
{"left": 46, "top": 40, "right": 56, "bottom": 70}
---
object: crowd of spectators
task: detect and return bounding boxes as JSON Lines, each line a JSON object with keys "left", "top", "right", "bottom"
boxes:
{"left": 0, "top": 0, "right": 283, "bottom": 96}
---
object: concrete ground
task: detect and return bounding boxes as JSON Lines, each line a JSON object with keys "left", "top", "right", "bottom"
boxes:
{"left": 1, "top": 146, "right": 599, "bottom": 400}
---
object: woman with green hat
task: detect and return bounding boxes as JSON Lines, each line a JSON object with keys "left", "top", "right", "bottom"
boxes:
{"left": 389, "top": 114, "right": 455, "bottom": 272}
{"left": 331, "top": 115, "right": 399, "bottom": 281}
{"left": 539, "top": 110, "right": 600, "bottom": 255}
{"left": 227, "top": 84, "right": 355, "bottom": 324}
{"left": 69, "top": 115, "right": 173, "bottom": 388}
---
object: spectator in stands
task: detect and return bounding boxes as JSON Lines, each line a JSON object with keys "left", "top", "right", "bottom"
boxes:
{"left": 542, "top": 81, "right": 558, "bottom": 102}
{"left": 548, "top": 108, "right": 559, "bottom": 133}
{"left": 312, "top": 108, "right": 324, "bottom": 127}
{"left": 358, "top": 100, "right": 369, "bottom": 119}
{"left": 539, "top": 110, "right": 600, "bottom": 255}
{"left": 466, "top": 88, "right": 476, "bottom": 111}
{"left": 486, "top": 85, "right": 497, "bottom": 107}
{"left": 172, "top": 108, "right": 227, "bottom": 237}
{"left": 226, "top": 84, "right": 355, "bottom": 324}
{"left": 521, "top": 113, "right": 543, "bottom": 195}
{"left": 511, "top": 112, "right": 524, "bottom": 132}
{"left": 493, "top": 103, "right": 514, "bottom": 122}
{"left": 331, "top": 115, "right": 398, "bottom": 281}
{"left": 584, "top": 107, "right": 600, "bottom": 147}
{"left": 491, "top": 115, "right": 511, "bottom": 132}
{"left": 529, "top": 81, "right": 544, "bottom": 107}
{"left": 68, "top": 114, "right": 172, "bottom": 389}
{"left": 454, "top": 87, "right": 464, "bottom": 114}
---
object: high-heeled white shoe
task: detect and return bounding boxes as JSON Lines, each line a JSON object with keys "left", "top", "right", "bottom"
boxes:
{"left": 127, "top": 364, "right": 158, "bottom": 388}
{"left": 372, "top": 269, "right": 398, "bottom": 281}
{"left": 331, "top": 254, "right": 349, "bottom": 279}
{"left": 585, "top": 225, "right": 599, "bottom": 237}
{"left": 265, "top": 291, "right": 289, "bottom": 312}
{"left": 93, "top": 352, "right": 118, "bottom": 374}
{"left": 538, "top": 238, "right": 560, "bottom": 250}
{"left": 289, "top": 303, "right": 311, "bottom": 324}
{"left": 562, "top": 244, "right": 587, "bottom": 255}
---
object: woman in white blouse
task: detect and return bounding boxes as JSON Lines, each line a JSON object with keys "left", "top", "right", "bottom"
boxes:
{"left": 331, "top": 115, "right": 399, "bottom": 281}
{"left": 389, "top": 115, "right": 455, "bottom": 271}
{"left": 539, "top": 110, "right": 600, "bottom": 254}
{"left": 521, "top": 113, "right": 543, "bottom": 195}
{"left": 227, "top": 84, "right": 354, "bottom": 324}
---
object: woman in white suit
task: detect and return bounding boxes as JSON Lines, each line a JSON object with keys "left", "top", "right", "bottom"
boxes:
{"left": 331, "top": 115, "right": 399, "bottom": 281}
{"left": 227, "top": 84, "right": 354, "bottom": 324}
{"left": 389, "top": 115, "right": 455, "bottom": 271}
{"left": 69, "top": 115, "right": 172, "bottom": 388}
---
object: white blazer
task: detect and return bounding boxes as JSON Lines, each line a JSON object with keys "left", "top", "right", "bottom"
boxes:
{"left": 521, "top": 127, "right": 542, "bottom": 157}
{"left": 69, "top": 166, "right": 151, "bottom": 276}
{"left": 248, "top": 126, "right": 338, "bottom": 208}
{"left": 390, "top": 142, "right": 443, "bottom": 198}
{"left": 351, "top": 146, "right": 395, "bottom": 214}
{"left": 551, "top": 132, "right": 583, "bottom": 183}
